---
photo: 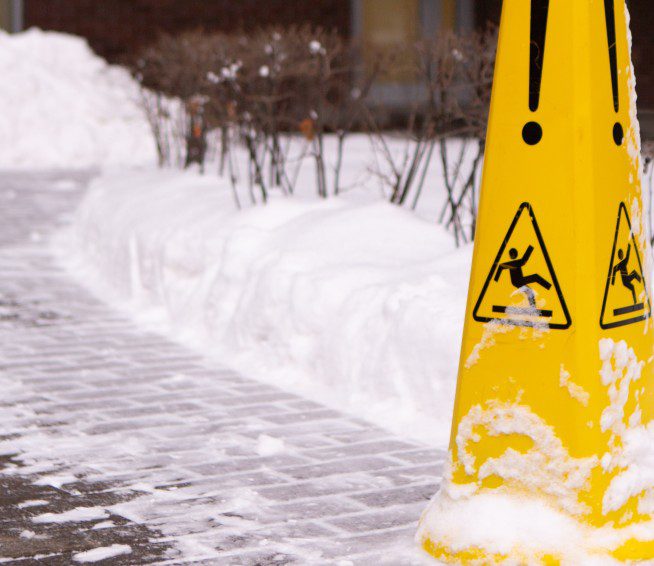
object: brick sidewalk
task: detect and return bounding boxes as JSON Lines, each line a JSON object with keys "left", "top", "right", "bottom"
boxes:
{"left": 0, "top": 172, "right": 442, "bottom": 565}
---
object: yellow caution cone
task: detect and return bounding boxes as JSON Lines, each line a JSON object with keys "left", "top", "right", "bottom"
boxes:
{"left": 418, "top": 0, "right": 654, "bottom": 563}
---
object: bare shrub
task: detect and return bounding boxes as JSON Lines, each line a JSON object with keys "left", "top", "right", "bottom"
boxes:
{"left": 130, "top": 30, "right": 225, "bottom": 169}
{"left": 128, "top": 25, "right": 497, "bottom": 245}
{"left": 367, "top": 27, "right": 496, "bottom": 245}
{"left": 191, "top": 26, "right": 376, "bottom": 201}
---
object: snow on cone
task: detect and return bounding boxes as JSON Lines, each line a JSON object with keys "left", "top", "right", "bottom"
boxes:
{"left": 418, "top": 1, "right": 654, "bottom": 563}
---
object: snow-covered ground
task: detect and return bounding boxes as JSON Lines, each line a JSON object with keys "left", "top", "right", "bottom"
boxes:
{"left": 59, "top": 166, "right": 471, "bottom": 447}
{"left": 0, "top": 28, "right": 478, "bottom": 446}
{"left": 0, "top": 29, "right": 156, "bottom": 169}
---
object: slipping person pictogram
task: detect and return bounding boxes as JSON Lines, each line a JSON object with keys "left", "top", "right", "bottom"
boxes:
{"left": 601, "top": 202, "right": 651, "bottom": 328}
{"left": 493, "top": 246, "right": 552, "bottom": 310}
{"left": 611, "top": 244, "right": 642, "bottom": 308}
{"left": 473, "top": 202, "right": 571, "bottom": 329}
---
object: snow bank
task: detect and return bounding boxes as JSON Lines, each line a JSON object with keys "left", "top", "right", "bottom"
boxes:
{"left": 0, "top": 29, "right": 156, "bottom": 169}
{"left": 59, "top": 169, "right": 471, "bottom": 445}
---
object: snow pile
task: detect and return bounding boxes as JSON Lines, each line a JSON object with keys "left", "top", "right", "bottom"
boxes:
{"left": 59, "top": 169, "right": 471, "bottom": 445}
{"left": 0, "top": 29, "right": 156, "bottom": 169}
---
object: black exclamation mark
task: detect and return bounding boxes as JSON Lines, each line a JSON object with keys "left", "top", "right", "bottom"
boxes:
{"left": 523, "top": 0, "right": 550, "bottom": 146}
{"left": 604, "top": 0, "right": 624, "bottom": 146}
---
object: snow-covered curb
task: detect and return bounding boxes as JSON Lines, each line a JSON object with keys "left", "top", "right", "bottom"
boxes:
{"left": 57, "top": 169, "right": 472, "bottom": 446}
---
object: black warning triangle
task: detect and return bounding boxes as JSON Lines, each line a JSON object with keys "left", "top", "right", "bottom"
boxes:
{"left": 600, "top": 202, "right": 652, "bottom": 329}
{"left": 473, "top": 202, "right": 571, "bottom": 329}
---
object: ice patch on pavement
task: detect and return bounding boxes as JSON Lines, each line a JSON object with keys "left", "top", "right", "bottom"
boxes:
{"left": 72, "top": 544, "right": 132, "bottom": 563}
{"left": 91, "top": 521, "right": 115, "bottom": 530}
{"left": 33, "top": 474, "right": 79, "bottom": 489}
{"left": 32, "top": 507, "right": 109, "bottom": 524}
{"left": 17, "top": 500, "right": 49, "bottom": 509}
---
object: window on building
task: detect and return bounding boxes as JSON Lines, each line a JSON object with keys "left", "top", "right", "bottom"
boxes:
{"left": 361, "top": 0, "right": 420, "bottom": 81}
{"left": 358, "top": 0, "right": 470, "bottom": 85}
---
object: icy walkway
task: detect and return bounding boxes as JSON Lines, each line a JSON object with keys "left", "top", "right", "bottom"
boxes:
{"left": 0, "top": 172, "right": 441, "bottom": 565}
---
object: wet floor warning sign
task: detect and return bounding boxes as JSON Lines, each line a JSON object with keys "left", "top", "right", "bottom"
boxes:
{"left": 419, "top": 0, "right": 654, "bottom": 563}
{"left": 473, "top": 202, "right": 571, "bottom": 329}
{"left": 600, "top": 202, "right": 651, "bottom": 329}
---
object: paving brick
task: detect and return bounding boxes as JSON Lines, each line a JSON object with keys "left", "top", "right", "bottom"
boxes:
{"left": 373, "top": 464, "right": 444, "bottom": 486}
{"left": 350, "top": 483, "right": 437, "bottom": 508}
{"left": 188, "top": 455, "right": 311, "bottom": 477}
{"left": 257, "top": 474, "right": 393, "bottom": 502}
{"left": 390, "top": 449, "right": 447, "bottom": 465}
{"left": 264, "top": 497, "right": 365, "bottom": 523}
{"left": 260, "top": 409, "right": 344, "bottom": 425}
{"left": 280, "top": 457, "right": 402, "bottom": 481}
{"left": 307, "top": 440, "right": 419, "bottom": 461}
{"left": 326, "top": 505, "right": 422, "bottom": 534}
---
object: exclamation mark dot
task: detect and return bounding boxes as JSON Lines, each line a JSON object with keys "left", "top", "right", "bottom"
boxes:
{"left": 604, "top": 0, "right": 623, "bottom": 146}
{"left": 523, "top": 0, "right": 550, "bottom": 145}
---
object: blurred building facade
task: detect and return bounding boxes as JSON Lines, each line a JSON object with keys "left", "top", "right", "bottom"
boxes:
{"left": 8, "top": 1, "right": 478, "bottom": 59}
{"left": 350, "top": 1, "right": 474, "bottom": 109}
{"left": 0, "top": 0, "right": 23, "bottom": 33}
{"left": 2, "top": 0, "right": 653, "bottom": 133}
